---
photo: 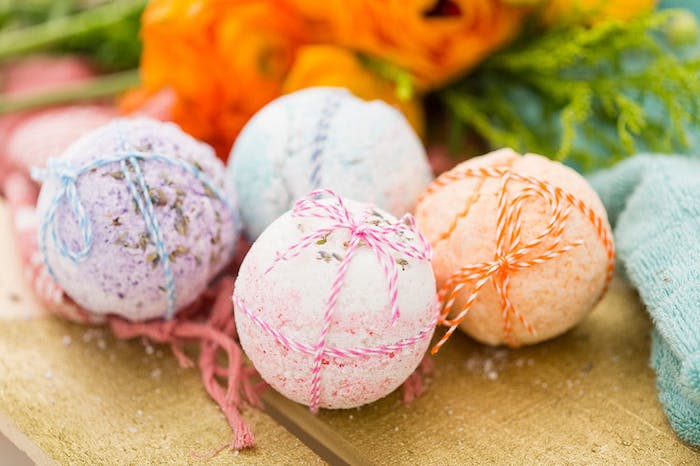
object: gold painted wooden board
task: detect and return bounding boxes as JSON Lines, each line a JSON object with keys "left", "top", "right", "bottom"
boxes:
{"left": 0, "top": 198, "right": 698, "bottom": 464}
{"left": 264, "top": 280, "right": 700, "bottom": 464}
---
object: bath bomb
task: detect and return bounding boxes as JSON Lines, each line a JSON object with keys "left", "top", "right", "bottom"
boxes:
{"left": 233, "top": 190, "right": 437, "bottom": 410}
{"left": 229, "top": 87, "right": 433, "bottom": 239}
{"left": 35, "top": 118, "right": 238, "bottom": 321}
{"left": 415, "top": 148, "right": 615, "bottom": 348}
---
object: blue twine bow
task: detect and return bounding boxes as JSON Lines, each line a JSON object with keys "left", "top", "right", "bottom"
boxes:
{"left": 33, "top": 146, "right": 236, "bottom": 320}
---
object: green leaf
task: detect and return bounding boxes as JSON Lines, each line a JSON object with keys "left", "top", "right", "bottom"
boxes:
{"left": 440, "top": 9, "right": 700, "bottom": 172}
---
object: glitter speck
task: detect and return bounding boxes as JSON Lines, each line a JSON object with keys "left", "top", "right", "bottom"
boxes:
{"left": 151, "top": 369, "right": 162, "bottom": 378}
{"left": 44, "top": 370, "right": 53, "bottom": 380}
{"left": 62, "top": 335, "right": 72, "bottom": 346}
{"left": 128, "top": 426, "right": 137, "bottom": 434}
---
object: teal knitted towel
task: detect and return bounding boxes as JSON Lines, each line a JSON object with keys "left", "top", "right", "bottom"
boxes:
{"left": 589, "top": 154, "right": 700, "bottom": 446}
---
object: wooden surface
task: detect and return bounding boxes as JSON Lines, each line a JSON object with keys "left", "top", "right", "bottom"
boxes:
{"left": 0, "top": 199, "right": 698, "bottom": 465}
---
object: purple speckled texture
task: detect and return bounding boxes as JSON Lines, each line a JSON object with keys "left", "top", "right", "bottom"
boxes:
{"left": 36, "top": 118, "right": 237, "bottom": 321}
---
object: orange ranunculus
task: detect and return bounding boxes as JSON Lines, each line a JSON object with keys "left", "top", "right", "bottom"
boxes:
{"left": 288, "top": 0, "right": 530, "bottom": 91}
{"left": 139, "top": 0, "right": 308, "bottom": 158}
{"left": 282, "top": 45, "right": 425, "bottom": 138}
{"left": 539, "top": 0, "right": 657, "bottom": 25}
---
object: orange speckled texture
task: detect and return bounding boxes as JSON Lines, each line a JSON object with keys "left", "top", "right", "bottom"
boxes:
{"left": 416, "top": 148, "right": 612, "bottom": 346}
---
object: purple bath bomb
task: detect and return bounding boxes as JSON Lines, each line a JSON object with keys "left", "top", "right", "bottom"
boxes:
{"left": 35, "top": 118, "right": 238, "bottom": 321}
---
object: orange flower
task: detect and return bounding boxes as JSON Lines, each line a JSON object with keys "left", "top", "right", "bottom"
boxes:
{"left": 539, "top": 0, "right": 657, "bottom": 25}
{"left": 282, "top": 45, "right": 425, "bottom": 138}
{"left": 288, "top": 0, "right": 529, "bottom": 90}
{"left": 139, "top": 0, "right": 308, "bottom": 157}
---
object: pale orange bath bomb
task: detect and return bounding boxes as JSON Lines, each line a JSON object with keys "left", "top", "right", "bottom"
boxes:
{"left": 415, "top": 149, "right": 615, "bottom": 348}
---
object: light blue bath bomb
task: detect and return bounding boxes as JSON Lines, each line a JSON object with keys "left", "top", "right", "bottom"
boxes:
{"left": 228, "top": 87, "right": 433, "bottom": 239}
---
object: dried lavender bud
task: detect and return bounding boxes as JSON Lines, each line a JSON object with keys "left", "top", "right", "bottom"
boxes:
{"left": 148, "top": 188, "right": 168, "bottom": 207}
{"left": 174, "top": 215, "right": 189, "bottom": 236}
{"left": 317, "top": 251, "right": 332, "bottom": 262}
{"left": 146, "top": 252, "right": 160, "bottom": 269}
{"left": 170, "top": 245, "right": 189, "bottom": 259}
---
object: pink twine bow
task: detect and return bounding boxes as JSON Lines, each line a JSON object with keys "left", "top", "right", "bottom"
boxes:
{"left": 264, "top": 189, "right": 432, "bottom": 413}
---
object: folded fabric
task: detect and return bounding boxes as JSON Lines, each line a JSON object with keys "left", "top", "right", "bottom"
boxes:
{"left": 589, "top": 154, "right": 700, "bottom": 446}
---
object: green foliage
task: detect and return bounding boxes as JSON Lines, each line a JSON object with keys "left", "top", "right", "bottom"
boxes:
{"left": 360, "top": 54, "right": 416, "bottom": 101}
{"left": 0, "top": 0, "right": 75, "bottom": 30}
{"left": 0, "top": 0, "right": 144, "bottom": 71}
{"left": 441, "top": 10, "right": 700, "bottom": 172}
{"left": 56, "top": 7, "right": 143, "bottom": 71}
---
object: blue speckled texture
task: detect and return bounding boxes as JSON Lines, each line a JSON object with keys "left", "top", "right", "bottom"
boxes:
{"left": 36, "top": 118, "right": 238, "bottom": 321}
{"left": 228, "top": 87, "right": 433, "bottom": 239}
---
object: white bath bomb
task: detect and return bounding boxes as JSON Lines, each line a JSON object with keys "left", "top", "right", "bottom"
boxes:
{"left": 229, "top": 87, "right": 433, "bottom": 239}
{"left": 234, "top": 193, "right": 437, "bottom": 409}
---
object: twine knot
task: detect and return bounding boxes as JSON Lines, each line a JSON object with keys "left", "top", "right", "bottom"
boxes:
{"left": 349, "top": 222, "right": 372, "bottom": 238}
{"left": 496, "top": 254, "right": 513, "bottom": 270}
{"left": 47, "top": 159, "right": 80, "bottom": 182}
{"left": 36, "top": 158, "right": 93, "bottom": 265}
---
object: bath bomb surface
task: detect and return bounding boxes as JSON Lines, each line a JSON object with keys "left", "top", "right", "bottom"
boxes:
{"left": 234, "top": 191, "right": 437, "bottom": 410}
{"left": 35, "top": 118, "right": 238, "bottom": 321}
{"left": 415, "top": 148, "right": 615, "bottom": 348}
{"left": 229, "top": 87, "right": 433, "bottom": 239}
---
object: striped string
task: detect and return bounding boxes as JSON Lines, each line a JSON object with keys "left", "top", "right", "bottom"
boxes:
{"left": 238, "top": 189, "right": 434, "bottom": 412}
{"left": 421, "top": 166, "right": 616, "bottom": 353}
{"left": 32, "top": 148, "right": 236, "bottom": 320}
{"left": 308, "top": 95, "right": 341, "bottom": 189}
{"left": 234, "top": 295, "right": 436, "bottom": 359}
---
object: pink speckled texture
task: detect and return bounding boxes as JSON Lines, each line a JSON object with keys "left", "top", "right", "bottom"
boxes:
{"left": 234, "top": 200, "right": 436, "bottom": 409}
{"left": 416, "top": 148, "right": 612, "bottom": 346}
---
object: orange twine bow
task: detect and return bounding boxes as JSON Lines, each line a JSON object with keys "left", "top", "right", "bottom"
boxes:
{"left": 424, "top": 166, "right": 615, "bottom": 354}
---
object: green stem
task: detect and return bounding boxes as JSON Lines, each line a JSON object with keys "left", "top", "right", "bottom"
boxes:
{"left": 359, "top": 54, "right": 416, "bottom": 100}
{"left": 0, "top": 68, "right": 140, "bottom": 114}
{"left": 0, "top": 0, "right": 147, "bottom": 60}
